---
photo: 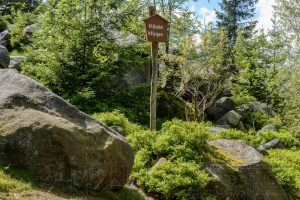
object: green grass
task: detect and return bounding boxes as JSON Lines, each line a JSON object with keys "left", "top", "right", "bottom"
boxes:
{"left": 0, "top": 165, "right": 33, "bottom": 193}
{"left": 0, "top": 164, "right": 145, "bottom": 200}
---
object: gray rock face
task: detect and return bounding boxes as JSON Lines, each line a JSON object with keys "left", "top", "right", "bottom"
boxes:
{"left": 215, "top": 97, "right": 236, "bottom": 110}
{"left": 0, "top": 45, "right": 9, "bottom": 68}
{"left": 207, "top": 97, "right": 237, "bottom": 121}
{"left": 23, "top": 23, "right": 40, "bottom": 36}
{"left": 206, "top": 106, "right": 226, "bottom": 121}
{"left": 237, "top": 121, "right": 246, "bottom": 131}
{"left": 260, "top": 124, "right": 278, "bottom": 132}
{"left": 0, "top": 69, "right": 134, "bottom": 190}
{"left": 0, "top": 30, "right": 10, "bottom": 47}
{"left": 23, "top": 23, "right": 40, "bottom": 44}
{"left": 240, "top": 101, "right": 277, "bottom": 117}
{"left": 257, "top": 139, "right": 281, "bottom": 155}
{"left": 110, "top": 126, "right": 125, "bottom": 136}
{"left": 9, "top": 56, "right": 25, "bottom": 71}
{"left": 206, "top": 139, "right": 288, "bottom": 200}
{"left": 216, "top": 110, "right": 242, "bottom": 127}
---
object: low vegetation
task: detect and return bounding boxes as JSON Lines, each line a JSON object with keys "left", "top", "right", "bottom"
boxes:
{"left": 1, "top": 0, "right": 300, "bottom": 199}
{"left": 0, "top": 163, "right": 145, "bottom": 200}
{"left": 265, "top": 149, "right": 300, "bottom": 199}
{"left": 94, "top": 110, "right": 300, "bottom": 199}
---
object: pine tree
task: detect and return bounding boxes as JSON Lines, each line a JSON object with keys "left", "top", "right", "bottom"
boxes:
{"left": 216, "top": 0, "right": 258, "bottom": 63}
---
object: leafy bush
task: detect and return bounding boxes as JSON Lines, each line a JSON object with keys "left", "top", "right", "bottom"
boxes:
{"left": 154, "top": 120, "right": 210, "bottom": 160}
{"left": 141, "top": 160, "right": 211, "bottom": 200}
{"left": 209, "top": 129, "right": 256, "bottom": 142}
{"left": 231, "top": 89, "right": 257, "bottom": 105}
{"left": 254, "top": 131, "right": 300, "bottom": 148}
{"left": 113, "top": 85, "right": 150, "bottom": 126}
{"left": 93, "top": 110, "right": 142, "bottom": 137}
{"left": 94, "top": 111, "right": 299, "bottom": 199}
{"left": 10, "top": 12, "right": 37, "bottom": 48}
{"left": 241, "top": 111, "right": 281, "bottom": 131}
{"left": 130, "top": 119, "right": 212, "bottom": 200}
{"left": 0, "top": 18, "right": 7, "bottom": 32}
{"left": 210, "top": 129, "right": 300, "bottom": 148}
{"left": 264, "top": 149, "right": 300, "bottom": 199}
{"left": 93, "top": 112, "right": 213, "bottom": 199}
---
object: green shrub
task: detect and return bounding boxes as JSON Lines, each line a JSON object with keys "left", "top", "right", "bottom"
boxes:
{"left": 93, "top": 110, "right": 143, "bottom": 137}
{"left": 93, "top": 110, "right": 155, "bottom": 152}
{"left": 210, "top": 129, "right": 299, "bottom": 148}
{"left": 0, "top": 19, "right": 7, "bottom": 32}
{"left": 209, "top": 129, "right": 256, "bottom": 142}
{"left": 231, "top": 90, "right": 256, "bottom": 105}
{"left": 264, "top": 149, "right": 300, "bottom": 199}
{"left": 94, "top": 112, "right": 213, "bottom": 199}
{"left": 141, "top": 160, "right": 211, "bottom": 200}
{"left": 10, "top": 12, "right": 37, "bottom": 48}
{"left": 242, "top": 111, "right": 279, "bottom": 130}
{"left": 129, "top": 119, "right": 212, "bottom": 200}
{"left": 253, "top": 131, "right": 300, "bottom": 148}
{"left": 153, "top": 119, "right": 210, "bottom": 161}
{"left": 113, "top": 85, "right": 150, "bottom": 126}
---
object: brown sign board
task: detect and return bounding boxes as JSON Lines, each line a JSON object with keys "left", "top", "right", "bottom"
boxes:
{"left": 144, "top": 14, "right": 168, "bottom": 43}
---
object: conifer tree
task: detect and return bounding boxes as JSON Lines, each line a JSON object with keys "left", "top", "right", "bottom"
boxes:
{"left": 216, "top": 0, "right": 258, "bottom": 63}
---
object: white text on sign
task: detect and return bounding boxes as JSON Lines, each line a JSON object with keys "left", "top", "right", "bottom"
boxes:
{"left": 149, "top": 24, "right": 164, "bottom": 30}
{"left": 148, "top": 31, "right": 164, "bottom": 37}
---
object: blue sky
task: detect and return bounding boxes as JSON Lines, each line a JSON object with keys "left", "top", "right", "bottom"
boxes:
{"left": 184, "top": 0, "right": 276, "bottom": 31}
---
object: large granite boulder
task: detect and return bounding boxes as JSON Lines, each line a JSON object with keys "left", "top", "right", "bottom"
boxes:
{"left": 206, "top": 97, "right": 237, "bottom": 121}
{"left": 240, "top": 101, "right": 277, "bottom": 118}
{"left": 23, "top": 23, "right": 40, "bottom": 44}
{"left": 206, "top": 139, "right": 288, "bottom": 200}
{"left": 23, "top": 23, "right": 40, "bottom": 36}
{"left": 260, "top": 124, "right": 278, "bottom": 132}
{"left": 216, "top": 110, "right": 242, "bottom": 127}
{"left": 0, "top": 30, "right": 10, "bottom": 47}
{"left": 257, "top": 139, "right": 281, "bottom": 155}
{"left": 0, "top": 69, "right": 134, "bottom": 190}
{"left": 0, "top": 45, "right": 10, "bottom": 68}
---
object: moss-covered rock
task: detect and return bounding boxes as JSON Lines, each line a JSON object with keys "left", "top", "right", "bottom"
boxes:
{"left": 206, "top": 139, "right": 288, "bottom": 200}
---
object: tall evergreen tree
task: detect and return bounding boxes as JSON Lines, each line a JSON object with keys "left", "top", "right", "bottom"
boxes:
{"left": 216, "top": 0, "right": 258, "bottom": 63}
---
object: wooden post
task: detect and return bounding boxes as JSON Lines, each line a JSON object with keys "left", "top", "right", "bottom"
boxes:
{"left": 144, "top": 6, "right": 168, "bottom": 131}
{"left": 149, "top": 6, "right": 158, "bottom": 131}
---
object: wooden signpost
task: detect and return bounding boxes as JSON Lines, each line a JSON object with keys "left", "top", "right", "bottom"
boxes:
{"left": 144, "top": 6, "right": 168, "bottom": 131}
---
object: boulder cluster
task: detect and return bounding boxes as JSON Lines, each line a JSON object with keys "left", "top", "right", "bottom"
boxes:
{"left": 207, "top": 96, "right": 277, "bottom": 133}
{"left": 0, "top": 24, "right": 38, "bottom": 71}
